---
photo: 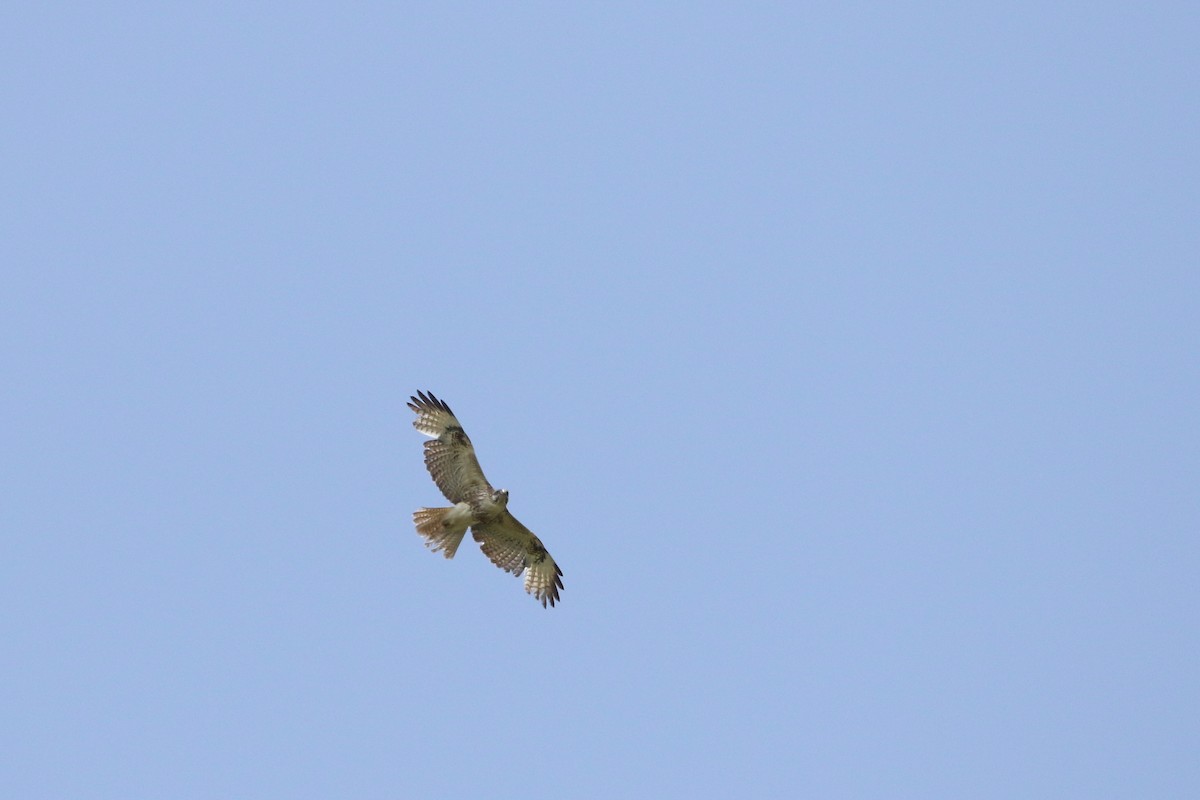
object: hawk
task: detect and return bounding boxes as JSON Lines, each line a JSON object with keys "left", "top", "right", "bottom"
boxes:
{"left": 407, "top": 391, "right": 564, "bottom": 607}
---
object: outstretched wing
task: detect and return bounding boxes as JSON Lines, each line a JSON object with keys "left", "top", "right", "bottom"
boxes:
{"left": 472, "top": 511, "right": 564, "bottom": 608}
{"left": 407, "top": 391, "right": 492, "bottom": 504}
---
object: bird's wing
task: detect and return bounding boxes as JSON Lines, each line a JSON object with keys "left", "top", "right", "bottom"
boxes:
{"left": 472, "top": 511, "right": 564, "bottom": 608}
{"left": 407, "top": 391, "right": 492, "bottom": 504}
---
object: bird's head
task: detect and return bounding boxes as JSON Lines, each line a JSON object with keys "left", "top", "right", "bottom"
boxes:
{"left": 492, "top": 489, "right": 510, "bottom": 507}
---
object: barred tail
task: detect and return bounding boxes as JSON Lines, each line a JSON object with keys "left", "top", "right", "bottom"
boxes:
{"left": 413, "top": 505, "right": 471, "bottom": 559}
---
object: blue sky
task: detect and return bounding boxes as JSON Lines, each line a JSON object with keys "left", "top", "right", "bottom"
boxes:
{"left": 3, "top": 3, "right": 1197, "bottom": 798}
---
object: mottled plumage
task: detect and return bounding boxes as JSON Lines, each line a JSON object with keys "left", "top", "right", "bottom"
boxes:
{"left": 407, "top": 391, "right": 564, "bottom": 608}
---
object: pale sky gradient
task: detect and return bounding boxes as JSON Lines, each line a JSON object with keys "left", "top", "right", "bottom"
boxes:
{"left": 3, "top": 4, "right": 1197, "bottom": 798}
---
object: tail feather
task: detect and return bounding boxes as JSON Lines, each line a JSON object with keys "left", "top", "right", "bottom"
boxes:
{"left": 413, "top": 505, "right": 471, "bottom": 559}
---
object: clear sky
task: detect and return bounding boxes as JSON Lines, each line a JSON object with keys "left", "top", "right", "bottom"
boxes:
{"left": 3, "top": 3, "right": 1197, "bottom": 798}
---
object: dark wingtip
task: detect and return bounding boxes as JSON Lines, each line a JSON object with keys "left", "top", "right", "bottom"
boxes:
{"left": 542, "top": 577, "right": 564, "bottom": 608}
{"left": 410, "top": 390, "right": 453, "bottom": 415}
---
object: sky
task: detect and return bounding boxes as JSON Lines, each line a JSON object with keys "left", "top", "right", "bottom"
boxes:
{"left": 2, "top": 3, "right": 1197, "bottom": 798}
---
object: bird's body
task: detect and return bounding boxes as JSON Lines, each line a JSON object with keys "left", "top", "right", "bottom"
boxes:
{"left": 407, "top": 391, "right": 563, "bottom": 607}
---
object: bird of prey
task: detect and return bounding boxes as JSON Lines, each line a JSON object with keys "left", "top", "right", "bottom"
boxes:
{"left": 407, "top": 391, "right": 564, "bottom": 608}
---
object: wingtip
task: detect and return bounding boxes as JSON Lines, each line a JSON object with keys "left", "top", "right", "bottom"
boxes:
{"left": 540, "top": 574, "right": 564, "bottom": 608}
{"left": 409, "top": 390, "right": 453, "bottom": 415}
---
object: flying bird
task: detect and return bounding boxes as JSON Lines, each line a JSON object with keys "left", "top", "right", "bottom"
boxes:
{"left": 407, "top": 391, "right": 564, "bottom": 607}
